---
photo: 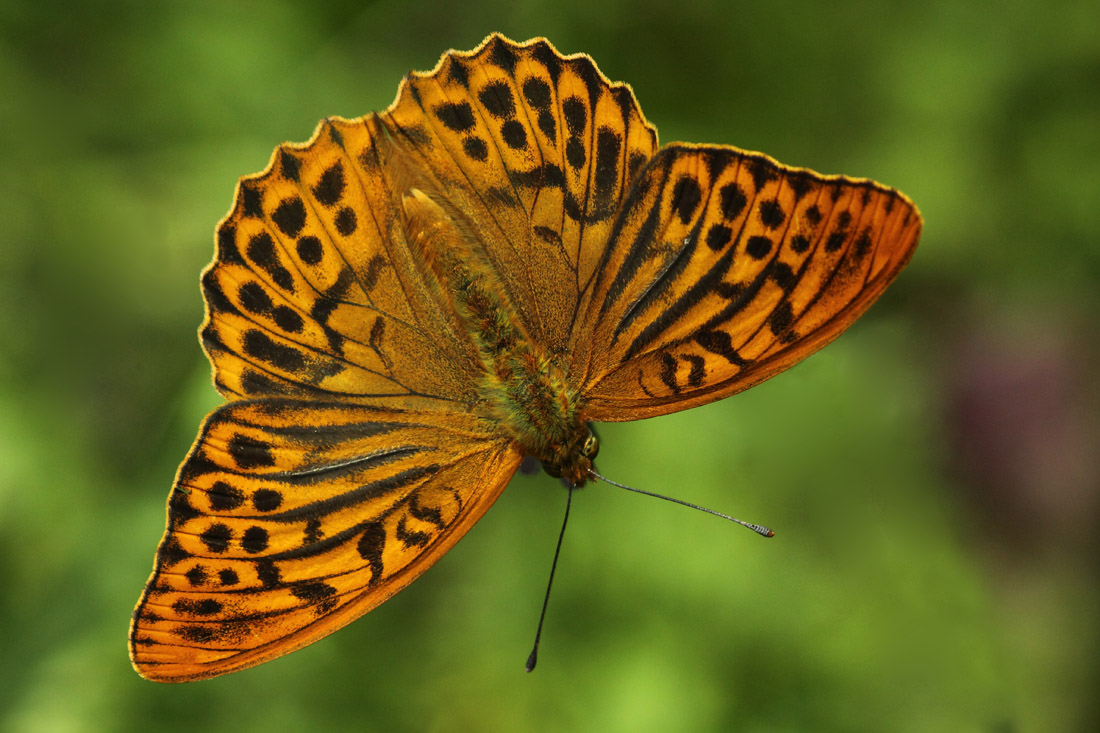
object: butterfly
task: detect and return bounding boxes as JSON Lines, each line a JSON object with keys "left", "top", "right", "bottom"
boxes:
{"left": 129, "top": 33, "right": 921, "bottom": 682}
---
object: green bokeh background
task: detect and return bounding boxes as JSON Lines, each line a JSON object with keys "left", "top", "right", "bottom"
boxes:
{"left": 2, "top": 1, "right": 1097, "bottom": 731}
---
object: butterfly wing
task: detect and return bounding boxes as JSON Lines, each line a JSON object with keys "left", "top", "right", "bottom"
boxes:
{"left": 576, "top": 144, "right": 921, "bottom": 420}
{"left": 130, "top": 399, "right": 522, "bottom": 682}
{"left": 132, "top": 96, "right": 528, "bottom": 681}
{"left": 200, "top": 113, "right": 482, "bottom": 407}
{"left": 382, "top": 34, "right": 658, "bottom": 355}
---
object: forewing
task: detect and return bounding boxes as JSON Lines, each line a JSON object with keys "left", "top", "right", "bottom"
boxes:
{"left": 203, "top": 114, "right": 481, "bottom": 407}
{"left": 580, "top": 144, "right": 921, "bottom": 421}
{"left": 130, "top": 399, "right": 522, "bottom": 682}
{"left": 383, "top": 33, "right": 659, "bottom": 355}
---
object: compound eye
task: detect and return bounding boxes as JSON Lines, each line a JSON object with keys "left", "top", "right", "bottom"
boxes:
{"left": 582, "top": 433, "right": 599, "bottom": 460}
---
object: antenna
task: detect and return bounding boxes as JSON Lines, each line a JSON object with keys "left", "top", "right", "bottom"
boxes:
{"left": 524, "top": 469, "right": 773, "bottom": 673}
{"left": 525, "top": 486, "right": 573, "bottom": 673}
{"left": 588, "top": 469, "right": 775, "bottom": 538}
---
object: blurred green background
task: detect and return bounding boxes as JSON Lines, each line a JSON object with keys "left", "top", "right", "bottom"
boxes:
{"left": 2, "top": 0, "right": 1097, "bottom": 730}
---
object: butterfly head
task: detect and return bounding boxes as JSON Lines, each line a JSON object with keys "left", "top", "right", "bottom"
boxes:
{"left": 539, "top": 424, "right": 599, "bottom": 488}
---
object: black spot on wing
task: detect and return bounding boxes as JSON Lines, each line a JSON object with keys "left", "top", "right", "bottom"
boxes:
{"left": 253, "top": 488, "right": 283, "bottom": 512}
{"left": 368, "top": 317, "right": 385, "bottom": 352}
{"left": 523, "top": 77, "right": 552, "bottom": 109}
{"left": 216, "top": 224, "right": 244, "bottom": 265}
{"left": 486, "top": 35, "right": 518, "bottom": 73}
{"left": 280, "top": 150, "right": 301, "bottom": 181}
{"left": 173, "top": 598, "right": 223, "bottom": 617}
{"left": 362, "top": 254, "right": 386, "bottom": 292}
{"left": 769, "top": 300, "right": 795, "bottom": 336}
{"left": 593, "top": 127, "right": 621, "bottom": 206}
{"left": 769, "top": 261, "right": 797, "bottom": 291}
{"left": 479, "top": 80, "right": 516, "bottom": 118}
{"left": 744, "top": 156, "right": 778, "bottom": 190}
{"left": 436, "top": 102, "right": 476, "bottom": 132}
{"left": 292, "top": 581, "right": 337, "bottom": 603}
{"left": 536, "top": 109, "right": 556, "bottom": 140}
{"left": 659, "top": 353, "right": 681, "bottom": 394}
{"left": 335, "top": 207, "right": 357, "bottom": 236}
{"left": 563, "top": 96, "right": 586, "bottom": 134}
{"left": 574, "top": 57, "right": 604, "bottom": 110}
{"left": 313, "top": 163, "right": 345, "bottom": 207}
{"left": 611, "top": 86, "right": 637, "bottom": 130}
{"left": 246, "top": 233, "right": 294, "bottom": 291}
{"left": 227, "top": 433, "right": 275, "bottom": 469}
{"left": 327, "top": 122, "right": 344, "bottom": 147}
{"left": 566, "top": 137, "right": 586, "bottom": 169}
{"left": 672, "top": 175, "right": 702, "bottom": 224}
{"left": 168, "top": 491, "right": 200, "bottom": 527}
{"left": 746, "top": 235, "right": 772, "bottom": 259}
{"left": 720, "top": 182, "right": 748, "bottom": 219}
{"left": 243, "top": 329, "right": 305, "bottom": 373}
{"left": 695, "top": 329, "right": 748, "bottom": 366}
{"left": 239, "top": 281, "right": 273, "bottom": 316}
{"left": 788, "top": 173, "right": 815, "bottom": 202}
{"left": 200, "top": 523, "right": 232, "bottom": 553}
{"left": 241, "top": 526, "right": 269, "bottom": 554}
{"left": 402, "top": 124, "right": 431, "bottom": 148}
{"left": 157, "top": 537, "right": 188, "bottom": 567}
{"left": 297, "top": 235, "right": 323, "bottom": 265}
{"left": 530, "top": 40, "right": 562, "bottom": 83}
{"left": 758, "top": 198, "right": 786, "bottom": 229}
{"left": 854, "top": 228, "right": 873, "bottom": 257}
{"left": 357, "top": 522, "right": 386, "bottom": 583}
{"left": 463, "top": 136, "right": 488, "bottom": 161}
{"left": 208, "top": 480, "right": 245, "bottom": 510}
{"left": 446, "top": 56, "right": 469, "bottom": 88}
{"left": 534, "top": 225, "right": 563, "bottom": 247}
{"left": 256, "top": 559, "right": 281, "bottom": 588}
{"left": 706, "top": 224, "right": 732, "bottom": 251}
{"left": 501, "top": 119, "right": 527, "bottom": 149}
{"left": 239, "top": 184, "right": 263, "bottom": 218}
{"left": 273, "top": 197, "right": 307, "bottom": 238}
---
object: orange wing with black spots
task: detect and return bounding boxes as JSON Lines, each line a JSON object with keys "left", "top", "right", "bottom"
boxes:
{"left": 200, "top": 115, "right": 482, "bottom": 407}
{"left": 130, "top": 399, "right": 521, "bottom": 682}
{"left": 578, "top": 144, "right": 920, "bottom": 421}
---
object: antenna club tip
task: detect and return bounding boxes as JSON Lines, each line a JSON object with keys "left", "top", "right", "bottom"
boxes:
{"left": 764, "top": 530, "right": 776, "bottom": 538}
{"left": 525, "top": 650, "right": 538, "bottom": 673}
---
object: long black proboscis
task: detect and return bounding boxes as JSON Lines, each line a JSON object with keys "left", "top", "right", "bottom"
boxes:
{"left": 525, "top": 486, "right": 574, "bottom": 673}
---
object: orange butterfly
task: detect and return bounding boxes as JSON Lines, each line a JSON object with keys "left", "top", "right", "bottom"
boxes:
{"left": 130, "top": 34, "right": 921, "bottom": 681}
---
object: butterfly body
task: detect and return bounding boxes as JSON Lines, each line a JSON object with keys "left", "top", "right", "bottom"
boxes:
{"left": 390, "top": 139, "right": 596, "bottom": 485}
{"left": 130, "top": 34, "right": 920, "bottom": 682}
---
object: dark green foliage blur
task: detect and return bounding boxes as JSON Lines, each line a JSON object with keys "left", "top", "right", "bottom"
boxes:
{"left": 2, "top": 0, "right": 1097, "bottom": 730}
